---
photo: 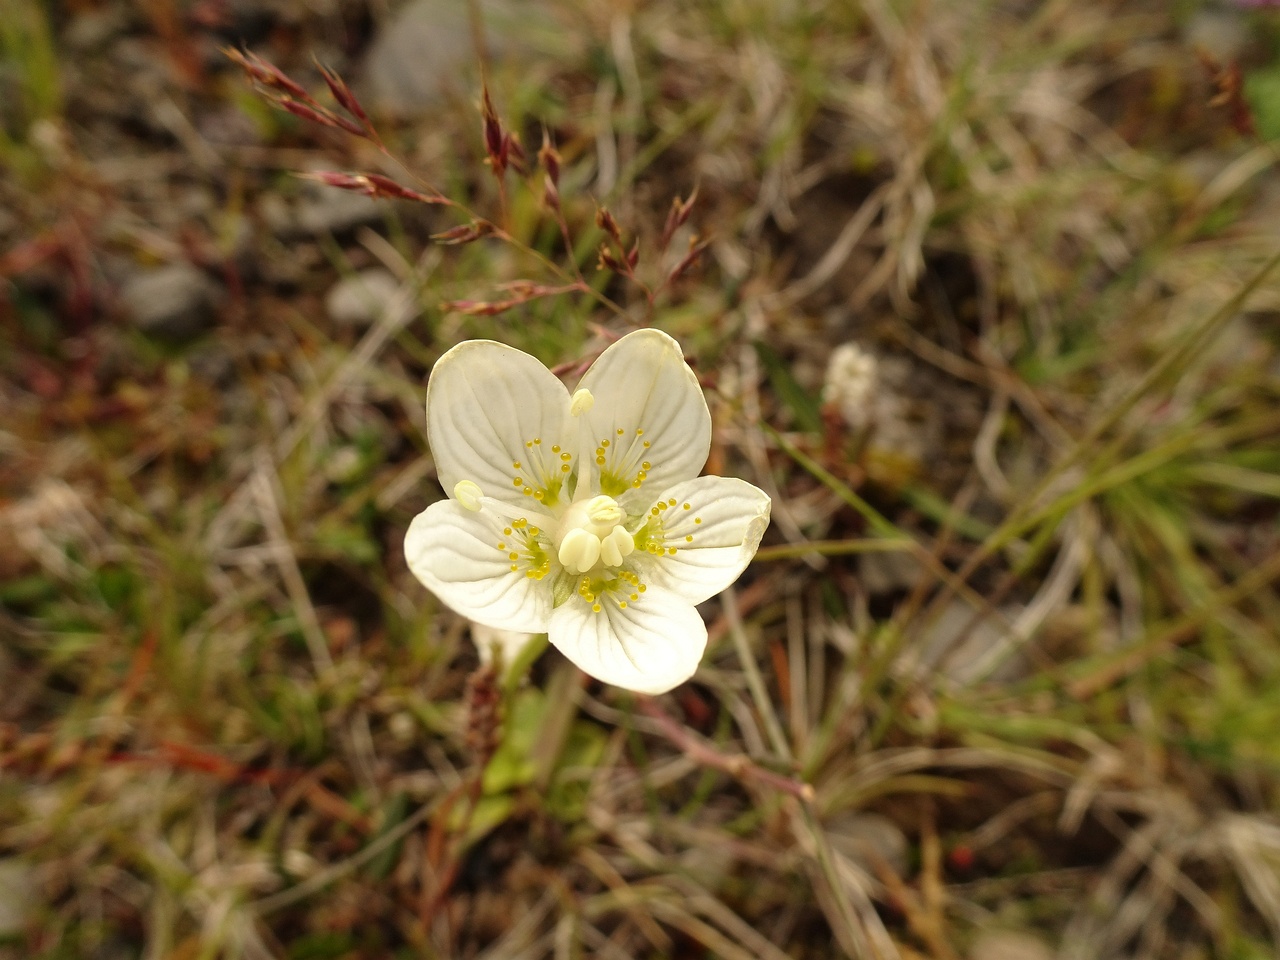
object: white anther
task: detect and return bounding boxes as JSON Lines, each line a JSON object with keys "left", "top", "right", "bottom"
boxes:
{"left": 600, "top": 525, "right": 634, "bottom": 567}
{"left": 558, "top": 528, "right": 601, "bottom": 574}
{"left": 570, "top": 388, "right": 595, "bottom": 417}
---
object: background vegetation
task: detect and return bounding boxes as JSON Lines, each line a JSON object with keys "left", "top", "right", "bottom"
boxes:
{"left": 4, "top": 0, "right": 1280, "bottom": 957}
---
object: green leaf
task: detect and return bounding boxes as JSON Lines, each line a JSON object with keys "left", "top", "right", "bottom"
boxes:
{"left": 1245, "top": 65, "right": 1280, "bottom": 142}
{"left": 482, "top": 688, "right": 545, "bottom": 794}
{"left": 754, "top": 340, "right": 824, "bottom": 433}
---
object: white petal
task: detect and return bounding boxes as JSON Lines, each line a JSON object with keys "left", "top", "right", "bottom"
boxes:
{"left": 575, "top": 329, "right": 711, "bottom": 499}
{"left": 639, "top": 476, "right": 771, "bottom": 605}
{"left": 427, "top": 340, "right": 574, "bottom": 507}
{"left": 404, "top": 500, "right": 551, "bottom": 632}
{"left": 549, "top": 591, "right": 707, "bottom": 695}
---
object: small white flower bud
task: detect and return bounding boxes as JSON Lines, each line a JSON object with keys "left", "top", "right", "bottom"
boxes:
{"left": 822, "top": 343, "right": 879, "bottom": 430}
{"left": 454, "top": 479, "right": 484, "bottom": 511}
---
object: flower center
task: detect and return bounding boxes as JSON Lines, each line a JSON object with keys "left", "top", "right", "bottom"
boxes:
{"left": 555, "top": 494, "right": 635, "bottom": 574}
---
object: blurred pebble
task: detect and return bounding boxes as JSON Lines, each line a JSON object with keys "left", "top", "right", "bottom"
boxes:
{"left": 62, "top": 7, "right": 128, "bottom": 51}
{"left": 1185, "top": 10, "right": 1250, "bottom": 63}
{"left": 324, "top": 446, "right": 364, "bottom": 484}
{"left": 857, "top": 549, "right": 923, "bottom": 595}
{"left": 389, "top": 712, "right": 417, "bottom": 743}
{"left": 915, "top": 599, "right": 1029, "bottom": 686}
{"left": 362, "top": 0, "right": 563, "bottom": 114}
{"left": 188, "top": 342, "right": 236, "bottom": 386}
{"left": 121, "top": 264, "right": 223, "bottom": 341}
{"left": 197, "top": 105, "right": 262, "bottom": 147}
{"left": 295, "top": 188, "right": 386, "bottom": 236}
{"left": 0, "top": 859, "right": 35, "bottom": 935}
{"left": 826, "top": 812, "right": 909, "bottom": 877}
{"left": 325, "top": 269, "right": 402, "bottom": 327}
{"left": 968, "top": 930, "right": 1054, "bottom": 960}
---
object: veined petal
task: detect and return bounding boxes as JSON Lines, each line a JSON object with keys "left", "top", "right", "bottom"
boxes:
{"left": 405, "top": 500, "right": 551, "bottom": 632}
{"left": 575, "top": 329, "right": 711, "bottom": 500}
{"left": 637, "top": 476, "right": 771, "bottom": 605}
{"left": 427, "top": 340, "right": 574, "bottom": 508}
{"left": 549, "top": 591, "right": 707, "bottom": 695}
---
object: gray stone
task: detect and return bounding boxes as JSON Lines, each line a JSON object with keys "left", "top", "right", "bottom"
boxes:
{"left": 325, "top": 268, "right": 402, "bottom": 326}
{"left": 826, "top": 812, "right": 908, "bottom": 877}
{"left": 1185, "top": 11, "right": 1249, "bottom": 65}
{"left": 324, "top": 446, "right": 364, "bottom": 484}
{"left": 63, "top": 7, "right": 129, "bottom": 52}
{"left": 361, "top": 0, "right": 569, "bottom": 115}
{"left": 857, "top": 548, "right": 923, "bottom": 595}
{"left": 0, "top": 859, "right": 35, "bottom": 935}
{"left": 188, "top": 342, "right": 237, "bottom": 386}
{"left": 915, "top": 599, "right": 1030, "bottom": 686}
{"left": 121, "top": 264, "right": 222, "bottom": 341}
{"left": 294, "top": 188, "right": 386, "bottom": 236}
{"left": 968, "top": 930, "right": 1054, "bottom": 960}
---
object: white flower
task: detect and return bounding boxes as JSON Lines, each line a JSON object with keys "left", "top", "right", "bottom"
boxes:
{"left": 404, "top": 329, "right": 771, "bottom": 695}
{"left": 822, "top": 342, "right": 879, "bottom": 431}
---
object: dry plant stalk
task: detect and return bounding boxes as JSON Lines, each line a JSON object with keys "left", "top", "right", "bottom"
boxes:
{"left": 224, "top": 48, "right": 705, "bottom": 324}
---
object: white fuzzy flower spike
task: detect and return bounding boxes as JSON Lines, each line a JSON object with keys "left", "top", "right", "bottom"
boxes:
{"left": 404, "top": 329, "right": 772, "bottom": 695}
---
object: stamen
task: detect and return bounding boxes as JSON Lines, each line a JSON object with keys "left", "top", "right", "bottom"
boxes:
{"left": 477, "top": 496, "right": 556, "bottom": 528}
